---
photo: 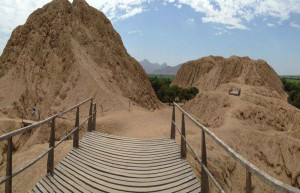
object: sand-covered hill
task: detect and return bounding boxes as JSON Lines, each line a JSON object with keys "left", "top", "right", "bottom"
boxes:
{"left": 0, "top": 0, "right": 160, "bottom": 120}
{"left": 172, "top": 56, "right": 300, "bottom": 191}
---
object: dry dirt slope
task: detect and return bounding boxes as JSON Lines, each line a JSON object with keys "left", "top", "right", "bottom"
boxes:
{"left": 172, "top": 56, "right": 300, "bottom": 192}
{"left": 0, "top": 0, "right": 160, "bottom": 121}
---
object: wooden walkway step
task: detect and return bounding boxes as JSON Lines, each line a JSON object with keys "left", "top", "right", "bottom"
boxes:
{"left": 29, "top": 131, "right": 201, "bottom": 192}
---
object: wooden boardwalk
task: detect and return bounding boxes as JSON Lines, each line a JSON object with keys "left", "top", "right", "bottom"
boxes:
{"left": 29, "top": 131, "right": 201, "bottom": 193}
{"left": 2, "top": 98, "right": 298, "bottom": 193}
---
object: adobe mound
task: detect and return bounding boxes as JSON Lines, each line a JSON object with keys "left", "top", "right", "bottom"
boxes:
{"left": 172, "top": 56, "right": 300, "bottom": 191}
{"left": 172, "top": 56, "right": 285, "bottom": 98}
{"left": 0, "top": 0, "right": 160, "bottom": 119}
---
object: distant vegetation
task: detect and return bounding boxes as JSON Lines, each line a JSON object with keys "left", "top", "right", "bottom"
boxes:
{"left": 148, "top": 74, "right": 175, "bottom": 81}
{"left": 149, "top": 76, "right": 198, "bottom": 103}
{"left": 281, "top": 78, "right": 300, "bottom": 109}
{"left": 280, "top": 76, "right": 300, "bottom": 84}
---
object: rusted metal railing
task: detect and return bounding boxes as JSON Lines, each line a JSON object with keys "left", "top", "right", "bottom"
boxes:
{"left": 0, "top": 98, "right": 97, "bottom": 193}
{"left": 171, "top": 102, "right": 300, "bottom": 193}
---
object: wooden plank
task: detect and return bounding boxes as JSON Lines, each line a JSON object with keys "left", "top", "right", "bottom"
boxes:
{"left": 70, "top": 151, "right": 185, "bottom": 170}
{"left": 52, "top": 171, "right": 84, "bottom": 192}
{"left": 86, "top": 131, "right": 171, "bottom": 141}
{"left": 35, "top": 182, "right": 48, "bottom": 193}
{"left": 189, "top": 187, "right": 201, "bottom": 193}
{"left": 31, "top": 186, "right": 41, "bottom": 193}
{"left": 59, "top": 163, "right": 198, "bottom": 193}
{"left": 83, "top": 134, "right": 176, "bottom": 147}
{"left": 55, "top": 166, "right": 98, "bottom": 192}
{"left": 54, "top": 168, "right": 91, "bottom": 193}
{"left": 64, "top": 154, "right": 193, "bottom": 179}
{"left": 80, "top": 138, "right": 179, "bottom": 153}
{"left": 77, "top": 144, "right": 180, "bottom": 160}
{"left": 46, "top": 175, "right": 71, "bottom": 193}
{"left": 62, "top": 158, "right": 196, "bottom": 187}
{"left": 68, "top": 149, "right": 181, "bottom": 168}
{"left": 79, "top": 141, "right": 180, "bottom": 158}
{"left": 175, "top": 181, "right": 201, "bottom": 192}
{"left": 57, "top": 165, "right": 117, "bottom": 193}
{"left": 84, "top": 133, "right": 176, "bottom": 144}
{"left": 69, "top": 150, "right": 185, "bottom": 172}
{"left": 71, "top": 148, "right": 179, "bottom": 167}
{"left": 38, "top": 179, "right": 54, "bottom": 192}
{"left": 42, "top": 177, "right": 60, "bottom": 193}
{"left": 66, "top": 152, "right": 190, "bottom": 177}
{"left": 74, "top": 148, "right": 179, "bottom": 164}
{"left": 80, "top": 141, "right": 178, "bottom": 154}
{"left": 63, "top": 156, "right": 194, "bottom": 183}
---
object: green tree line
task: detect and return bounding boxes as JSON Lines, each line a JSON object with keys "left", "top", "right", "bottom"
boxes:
{"left": 149, "top": 76, "right": 199, "bottom": 103}
{"left": 282, "top": 79, "right": 300, "bottom": 109}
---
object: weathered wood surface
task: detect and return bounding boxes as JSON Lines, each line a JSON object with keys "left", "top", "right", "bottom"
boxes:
{"left": 29, "top": 131, "right": 201, "bottom": 192}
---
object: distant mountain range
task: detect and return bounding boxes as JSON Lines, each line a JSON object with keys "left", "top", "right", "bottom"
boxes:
{"left": 139, "top": 59, "right": 181, "bottom": 75}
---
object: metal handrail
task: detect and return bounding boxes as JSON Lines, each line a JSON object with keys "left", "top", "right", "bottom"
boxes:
{"left": 0, "top": 98, "right": 96, "bottom": 193}
{"left": 173, "top": 102, "right": 300, "bottom": 193}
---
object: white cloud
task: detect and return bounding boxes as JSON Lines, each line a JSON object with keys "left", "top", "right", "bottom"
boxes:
{"left": 175, "top": 0, "right": 300, "bottom": 30}
{"left": 267, "top": 23, "right": 276, "bottom": 27}
{"left": 85, "top": 0, "right": 154, "bottom": 21}
{"left": 127, "top": 30, "right": 142, "bottom": 35}
{"left": 215, "top": 31, "right": 223, "bottom": 36}
{"left": 290, "top": 22, "right": 300, "bottom": 29}
{"left": 187, "top": 18, "right": 195, "bottom": 22}
{"left": 175, "top": 4, "right": 182, "bottom": 9}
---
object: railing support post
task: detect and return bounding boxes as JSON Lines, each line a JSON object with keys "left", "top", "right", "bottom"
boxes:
{"left": 88, "top": 99, "right": 93, "bottom": 132}
{"left": 93, "top": 103, "right": 97, "bottom": 131}
{"left": 246, "top": 169, "right": 252, "bottom": 193}
{"left": 73, "top": 107, "right": 79, "bottom": 148}
{"left": 5, "top": 137, "right": 12, "bottom": 193}
{"left": 181, "top": 113, "right": 186, "bottom": 159}
{"left": 170, "top": 103, "right": 175, "bottom": 139}
{"left": 47, "top": 117, "right": 55, "bottom": 176}
{"left": 201, "top": 130, "right": 209, "bottom": 193}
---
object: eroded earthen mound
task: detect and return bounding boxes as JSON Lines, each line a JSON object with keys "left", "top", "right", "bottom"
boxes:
{"left": 172, "top": 56, "right": 300, "bottom": 191}
{"left": 0, "top": 0, "right": 160, "bottom": 119}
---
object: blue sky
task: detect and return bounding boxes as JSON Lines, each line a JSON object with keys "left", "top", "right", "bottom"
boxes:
{"left": 0, "top": 0, "right": 300, "bottom": 75}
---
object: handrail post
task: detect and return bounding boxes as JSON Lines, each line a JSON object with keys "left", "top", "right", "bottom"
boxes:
{"left": 88, "top": 98, "right": 93, "bottom": 132}
{"left": 246, "top": 169, "right": 252, "bottom": 193}
{"left": 181, "top": 112, "right": 186, "bottom": 159}
{"left": 170, "top": 103, "right": 175, "bottom": 139}
{"left": 201, "top": 130, "right": 209, "bottom": 193}
{"left": 47, "top": 117, "right": 55, "bottom": 176}
{"left": 73, "top": 107, "right": 79, "bottom": 148}
{"left": 93, "top": 103, "right": 97, "bottom": 131}
{"left": 5, "top": 137, "right": 12, "bottom": 193}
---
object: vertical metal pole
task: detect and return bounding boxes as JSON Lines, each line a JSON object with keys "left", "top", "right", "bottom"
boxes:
{"left": 73, "top": 107, "right": 79, "bottom": 148}
{"left": 88, "top": 98, "right": 93, "bottom": 132}
{"left": 181, "top": 113, "right": 186, "bottom": 159}
{"left": 170, "top": 103, "right": 175, "bottom": 139}
{"left": 201, "top": 130, "right": 209, "bottom": 193}
{"left": 47, "top": 117, "right": 55, "bottom": 176}
{"left": 5, "top": 137, "right": 12, "bottom": 193}
{"left": 93, "top": 103, "right": 96, "bottom": 131}
{"left": 246, "top": 169, "right": 252, "bottom": 193}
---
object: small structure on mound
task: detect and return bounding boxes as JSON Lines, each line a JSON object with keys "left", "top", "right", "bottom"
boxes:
{"left": 229, "top": 88, "right": 241, "bottom": 96}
